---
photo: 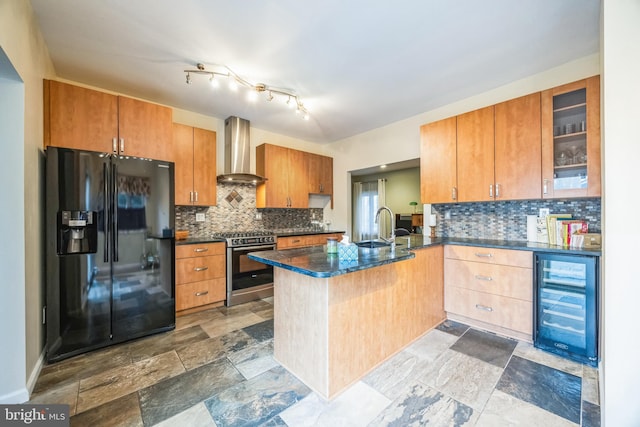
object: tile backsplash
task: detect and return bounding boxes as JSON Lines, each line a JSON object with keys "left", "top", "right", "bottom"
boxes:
{"left": 431, "top": 198, "right": 601, "bottom": 240}
{"left": 175, "top": 182, "right": 324, "bottom": 236}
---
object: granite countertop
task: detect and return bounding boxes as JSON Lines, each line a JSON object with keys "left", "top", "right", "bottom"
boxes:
{"left": 273, "top": 229, "right": 346, "bottom": 237}
{"left": 249, "top": 234, "right": 601, "bottom": 278}
{"left": 248, "top": 244, "right": 415, "bottom": 278}
{"left": 403, "top": 235, "right": 602, "bottom": 256}
{"left": 175, "top": 237, "right": 226, "bottom": 245}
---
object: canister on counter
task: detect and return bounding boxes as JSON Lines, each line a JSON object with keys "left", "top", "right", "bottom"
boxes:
{"left": 327, "top": 237, "right": 338, "bottom": 255}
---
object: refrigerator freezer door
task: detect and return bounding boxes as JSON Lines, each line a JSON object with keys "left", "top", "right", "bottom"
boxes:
{"left": 110, "top": 157, "right": 175, "bottom": 341}
{"left": 46, "top": 147, "right": 112, "bottom": 362}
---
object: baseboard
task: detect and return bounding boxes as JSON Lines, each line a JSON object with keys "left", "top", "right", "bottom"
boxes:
{"left": 0, "top": 387, "right": 29, "bottom": 404}
{"left": 26, "top": 349, "right": 46, "bottom": 397}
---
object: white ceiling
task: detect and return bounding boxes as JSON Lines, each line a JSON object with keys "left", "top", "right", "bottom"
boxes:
{"left": 31, "top": 0, "right": 600, "bottom": 143}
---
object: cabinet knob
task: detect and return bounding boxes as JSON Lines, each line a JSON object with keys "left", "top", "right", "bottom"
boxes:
{"left": 194, "top": 248, "right": 208, "bottom": 253}
{"left": 193, "top": 266, "right": 209, "bottom": 271}
{"left": 195, "top": 291, "right": 209, "bottom": 297}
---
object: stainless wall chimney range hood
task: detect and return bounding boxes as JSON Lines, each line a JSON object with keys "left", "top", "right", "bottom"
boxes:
{"left": 217, "top": 116, "right": 266, "bottom": 184}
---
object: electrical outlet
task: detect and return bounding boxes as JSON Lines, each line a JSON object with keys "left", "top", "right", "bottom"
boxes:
{"left": 195, "top": 213, "right": 206, "bottom": 222}
{"left": 255, "top": 212, "right": 262, "bottom": 220}
{"left": 444, "top": 211, "right": 451, "bottom": 220}
{"left": 539, "top": 208, "right": 550, "bottom": 218}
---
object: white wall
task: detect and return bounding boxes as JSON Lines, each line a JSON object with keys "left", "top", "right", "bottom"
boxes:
{"left": 0, "top": 0, "right": 56, "bottom": 402}
{"left": 0, "top": 48, "right": 27, "bottom": 403}
{"left": 325, "top": 54, "right": 600, "bottom": 233}
{"left": 602, "top": 1, "right": 640, "bottom": 425}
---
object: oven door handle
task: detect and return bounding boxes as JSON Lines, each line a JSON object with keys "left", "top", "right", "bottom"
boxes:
{"left": 232, "top": 245, "right": 276, "bottom": 252}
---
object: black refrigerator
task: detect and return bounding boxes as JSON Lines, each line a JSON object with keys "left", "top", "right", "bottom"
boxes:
{"left": 45, "top": 146, "right": 175, "bottom": 362}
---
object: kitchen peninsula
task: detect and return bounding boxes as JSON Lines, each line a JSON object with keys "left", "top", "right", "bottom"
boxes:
{"left": 249, "top": 241, "right": 445, "bottom": 400}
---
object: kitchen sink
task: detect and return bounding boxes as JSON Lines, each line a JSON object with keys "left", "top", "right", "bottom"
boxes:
{"left": 354, "top": 240, "right": 402, "bottom": 248}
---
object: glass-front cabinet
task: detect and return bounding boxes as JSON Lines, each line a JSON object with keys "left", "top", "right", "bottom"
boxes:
{"left": 541, "top": 76, "right": 601, "bottom": 198}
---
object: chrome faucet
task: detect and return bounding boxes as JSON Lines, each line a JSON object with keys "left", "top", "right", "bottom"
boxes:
{"left": 375, "top": 206, "right": 396, "bottom": 250}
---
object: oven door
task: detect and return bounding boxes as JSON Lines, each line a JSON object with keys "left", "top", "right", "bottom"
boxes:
{"left": 227, "top": 244, "right": 275, "bottom": 306}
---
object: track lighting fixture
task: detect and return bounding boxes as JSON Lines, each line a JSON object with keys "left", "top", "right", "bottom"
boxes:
{"left": 184, "top": 63, "right": 309, "bottom": 119}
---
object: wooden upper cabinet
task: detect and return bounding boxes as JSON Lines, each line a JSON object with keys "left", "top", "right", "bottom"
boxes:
{"left": 193, "top": 127, "right": 217, "bottom": 205}
{"left": 173, "top": 124, "right": 195, "bottom": 205}
{"left": 420, "top": 117, "right": 457, "bottom": 204}
{"left": 256, "top": 143, "right": 309, "bottom": 208}
{"left": 456, "top": 106, "right": 495, "bottom": 202}
{"left": 44, "top": 80, "right": 172, "bottom": 161}
{"left": 541, "top": 76, "right": 601, "bottom": 198}
{"left": 117, "top": 96, "right": 172, "bottom": 161}
{"left": 173, "top": 124, "right": 216, "bottom": 206}
{"left": 44, "top": 79, "right": 118, "bottom": 152}
{"left": 494, "top": 92, "right": 542, "bottom": 200}
{"left": 288, "top": 148, "right": 309, "bottom": 208}
{"left": 308, "top": 153, "right": 333, "bottom": 196}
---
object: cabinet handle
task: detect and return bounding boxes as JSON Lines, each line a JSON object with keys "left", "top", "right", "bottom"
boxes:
{"left": 474, "top": 252, "right": 493, "bottom": 258}
{"left": 475, "top": 304, "right": 493, "bottom": 312}
{"left": 112, "top": 138, "right": 118, "bottom": 154}
{"left": 543, "top": 179, "right": 549, "bottom": 195}
{"left": 194, "top": 248, "right": 209, "bottom": 253}
{"left": 452, "top": 187, "right": 457, "bottom": 201}
{"left": 194, "top": 191, "right": 198, "bottom": 202}
{"left": 495, "top": 183, "right": 500, "bottom": 198}
{"left": 119, "top": 138, "right": 125, "bottom": 153}
{"left": 194, "top": 266, "right": 209, "bottom": 271}
{"left": 195, "top": 291, "right": 209, "bottom": 297}
{"left": 475, "top": 275, "right": 493, "bottom": 281}
{"left": 292, "top": 239, "right": 301, "bottom": 243}
{"left": 320, "top": 183, "right": 324, "bottom": 193}
{"left": 489, "top": 184, "right": 494, "bottom": 198}
{"left": 189, "top": 191, "right": 193, "bottom": 202}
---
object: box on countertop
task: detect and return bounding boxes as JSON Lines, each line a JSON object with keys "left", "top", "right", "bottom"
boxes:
{"left": 338, "top": 243, "right": 358, "bottom": 261}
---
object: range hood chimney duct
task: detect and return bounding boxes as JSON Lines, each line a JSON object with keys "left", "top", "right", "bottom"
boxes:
{"left": 217, "top": 116, "right": 266, "bottom": 184}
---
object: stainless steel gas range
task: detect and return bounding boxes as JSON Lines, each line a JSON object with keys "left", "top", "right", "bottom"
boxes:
{"left": 212, "top": 231, "right": 276, "bottom": 306}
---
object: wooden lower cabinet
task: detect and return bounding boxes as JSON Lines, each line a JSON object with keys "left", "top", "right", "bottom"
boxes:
{"left": 444, "top": 245, "right": 533, "bottom": 341}
{"left": 176, "top": 242, "right": 226, "bottom": 313}
{"left": 276, "top": 233, "right": 342, "bottom": 250}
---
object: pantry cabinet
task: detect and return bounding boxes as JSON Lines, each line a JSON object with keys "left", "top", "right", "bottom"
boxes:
{"left": 256, "top": 143, "right": 309, "bottom": 208}
{"left": 44, "top": 80, "right": 172, "bottom": 161}
{"left": 175, "top": 242, "right": 226, "bottom": 313}
{"left": 444, "top": 245, "right": 533, "bottom": 342}
{"left": 420, "top": 116, "right": 457, "bottom": 204}
{"left": 541, "top": 75, "right": 601, "bottom": 198}
{"left": 173, "top": 123, "right": 217, "bottom": 206}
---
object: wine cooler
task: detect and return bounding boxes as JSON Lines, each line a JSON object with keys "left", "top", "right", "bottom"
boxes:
{"left": 534, "top": 253, "right": 598, "bottom": 367}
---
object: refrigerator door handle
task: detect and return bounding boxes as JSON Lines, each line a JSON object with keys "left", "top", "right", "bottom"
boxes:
{"left": 103, "top": 163, "right": 109, "bottom": 262}
{"left": 112, "top": 162, "right": 119, "bottom": 262}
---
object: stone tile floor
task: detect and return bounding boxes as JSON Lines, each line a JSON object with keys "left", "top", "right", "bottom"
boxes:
{"left": 30, "top": 298, "right": 600, "bottom": 426}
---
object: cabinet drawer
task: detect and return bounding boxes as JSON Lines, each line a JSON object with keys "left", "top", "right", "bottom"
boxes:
{"left": 176, "top": 278, "right": 226, "bottom": 311}
{"left": 445, "top": 259, "right": 532, "bottom": 301}
{"left": 176, "top": 255, "right": 225, "bottom": 284}
{"left": 445, "top": 245, "right": 532, "bottom": 268}
{"left": 176, "top": 242, "right": 225, "bottom": 259}
{"left": 277, "top": 233, "right": 342, "bottom": 250}
{"left": 445, "top": 286, "right": 532, "bottom": 334}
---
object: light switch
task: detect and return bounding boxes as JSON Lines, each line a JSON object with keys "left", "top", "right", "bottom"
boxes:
{"left": 195, "top": 213, "right": 206, "bottom": 222}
